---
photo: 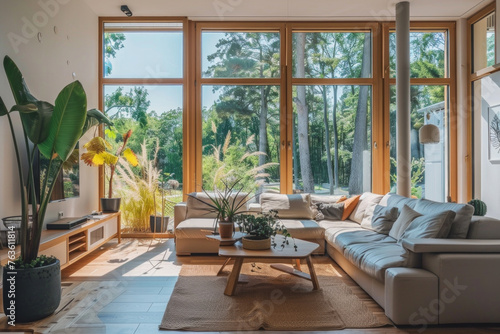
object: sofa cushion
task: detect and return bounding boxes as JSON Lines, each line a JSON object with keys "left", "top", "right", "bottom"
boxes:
{"left": 310, "top": 194, "right": 346, "bottom": 206}
{"left": 335, "top": 229, "right": 395, "bottom": 252}
{"left": 316, "top": 202, "right": 344, "bottom": 220}
{"left": 260, "top": 193, "right": 314, "bottom": 219}
{"left": 350, "top": 192, "right": 384, "bottom": 224}
{"left": 279, "top": 219, "right": 325, "bottom": 240}
{"left": 185, "top": 192, "right": 249, "bottom": 219}
{"left": 389, "top": 205, "right": 422, "bottom": 241}
{"left": 380, "top": 193, "right": 418, "bottom": 213}
{"left": 342, "top": 195, "right": 361, "bottom": 220}
{"left": 401, "top": 210, "right": 456, "bottom": 240}
{"left": 343, "top": 242, "right": 413, "bottom": 282}
{"left": 175, "top": 218, "right": 219, "bottom": 239}
{"left": 364, "top": 205, "right": 399, "bottom": 234}
{"left": 321, "top": 220, "right": 364, "bottom": 252}
{"left": 414, "top": 199, "right": 474, "bottom": 239}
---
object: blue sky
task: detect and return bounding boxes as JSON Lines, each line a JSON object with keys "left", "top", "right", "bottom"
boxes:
{"left": 105, "top": 31, "right": 225, "bottom": 115}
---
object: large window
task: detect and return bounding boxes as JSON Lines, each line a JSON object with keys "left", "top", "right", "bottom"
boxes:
{"left": 100, "top": 20, "right": 185, "bottom": 232}
{"left": 99, "top": 20, "right": 456, "bottom": 205}
{"left": 387, "top": 26, "right": 454, "bottom": 201}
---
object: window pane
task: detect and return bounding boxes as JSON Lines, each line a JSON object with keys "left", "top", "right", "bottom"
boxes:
{"left": 389, "top": 85, "right": 447, "bottom": 201}
{"left": 201, "top": 85, "right": 280, "bottom": 193}
{"left": 389, "top": 32, "right": 446, "bottom": 78}
{"left": 292, "top": 32, "right": 372, "bottom": 78}
{"left": 472, "top": 12, "right": 496, "bottom": 72}
{"left": 103, "top": 28, "right": 183, "bottom": 78}
{"left": 292, "top": 85, "right": 372, "bottom": 195}
{"left": 202, "top": 32, "right": 280, "bottom": 78}
{"left": 103, "top": 85, "right": 184, "bottom": 230}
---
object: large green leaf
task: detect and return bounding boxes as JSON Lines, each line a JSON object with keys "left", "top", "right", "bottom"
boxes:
{"left": 16, "top": 101, "right": 54, "bottom": 144}
{"left": 0, "top": 97, "right": 8, "bottom": 116}
{"left": 3, "top": 56, "right": 38, "bottom": 105}
{"left": 81, "top": 108, "right": 113, "bottom": 135}
{"left": 38, "top": 81, "right": 87, "bottom": 161}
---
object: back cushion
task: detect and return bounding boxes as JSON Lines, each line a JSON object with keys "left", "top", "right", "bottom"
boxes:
{"left": 389, "top": 205, "right": 422, "bottom": 241}
{"left": 310, "top": 194, "right": 346, "bottom": 206}
{"left": 414, "top": 199, "right": 474, "bottom": 239}
{"left": 260, "top": 193, "right": 314, "bottom": 219}
{"left": 186, "top": 192, "right": 218, "bottom": 219}
{"left": 381, "top": 193, "right": 419, "bottom": 213}
{"left": 363, "top": 205, "right": 398, "bottom": 234}
{"left": 186, "top": 192, "right": 249, "bottom": 219}
{"left": 350, "top": 192, "right": 384, "bottom": 224}
{"left": 401, "top": 210, "right": 456, "bottom": 240}
{"left": 467, "top": 216, "right": 500, "bottom": 239}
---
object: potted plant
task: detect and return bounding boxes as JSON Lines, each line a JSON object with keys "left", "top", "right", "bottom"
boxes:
{"left": 236, "top": 210, "right": 296, "bottom": 250}
{"left": 0, "top": 56, "right": 112, "bottom": 323}
{"left": 150, "top": 173, "right": 172, "bottom": 233}
{"left": 81, "top": 129, "right": 138, "bottom": 212}
{"left": 188, "top": 178, "right": 252, "bottom": 238}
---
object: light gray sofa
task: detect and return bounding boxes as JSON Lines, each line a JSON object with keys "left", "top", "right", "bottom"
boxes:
{"left": 174, "top": 192, "right": 500, "bottom": 325}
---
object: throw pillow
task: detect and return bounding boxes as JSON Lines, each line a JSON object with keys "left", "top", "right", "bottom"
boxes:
{"left": 350, "top": 192, "right": 384, "bottom": 224}
{"left": 414, "top": 199, "right": 474, "bottom": 239}
{"left": 310, "top": 194, "right": 347, "bottom": 219}
{"left": 389, "top": 204, "right": 422, "bottom": 240}
{"left": 260, "top": 193, "right": 314, "bottom": 219}
{"left": 316, "top": 202, "right": 345, "bottom": 220}
{"left": 363, "top": 205, "right": 399, "bottom": 234}
{"left": 401, "top": 210, "right": 457, "bottom": 240}
{"left": 341, "top": 195, "right": 361, "bottom": 221}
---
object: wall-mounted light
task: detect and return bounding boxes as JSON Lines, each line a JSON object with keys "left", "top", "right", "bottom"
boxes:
{"left": 121, "top": 5, "right": 133, "bottom": 17}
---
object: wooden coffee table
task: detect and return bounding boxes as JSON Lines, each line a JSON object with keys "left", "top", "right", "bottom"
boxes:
{"left": 218, "top": 235, "right": 320, "bottom": 296}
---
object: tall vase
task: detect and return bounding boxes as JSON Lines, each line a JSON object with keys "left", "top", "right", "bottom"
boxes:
{"left": 218, "top": 220, "right": 233, "bottom": 238}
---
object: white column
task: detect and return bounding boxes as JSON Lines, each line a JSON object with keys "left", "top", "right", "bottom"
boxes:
{"left": 396, "top": 1, "right": 411, "bottom": 197}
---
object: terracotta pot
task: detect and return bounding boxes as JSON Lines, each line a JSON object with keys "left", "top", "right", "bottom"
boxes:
{"left": 218, "top": 221, "right": 234, "bottom": 238}
{"left": 242, "top": 237, "right": 271, "bottom": 250}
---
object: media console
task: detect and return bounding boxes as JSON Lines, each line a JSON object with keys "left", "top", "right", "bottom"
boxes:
{"left": 0, "top": 212, "right": 121, "bottom": 270}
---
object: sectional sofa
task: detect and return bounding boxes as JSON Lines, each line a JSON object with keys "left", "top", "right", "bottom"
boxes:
{"left": 174, "top": 192, "right": 500, "bottom": 325}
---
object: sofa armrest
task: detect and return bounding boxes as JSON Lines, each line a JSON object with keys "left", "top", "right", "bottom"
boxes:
{"left": 402, "top": 238, "right": 500, "bottom": 253}
{"left": 174, "top": 202, "right": 187, "bottom": 230}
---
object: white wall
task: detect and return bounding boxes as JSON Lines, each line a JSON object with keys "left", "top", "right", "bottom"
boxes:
{"left": 0, "top": 0, "right": 99, "bottom": 224}
{"left": 474, "top": 72, "right": 500, "bottom": 219}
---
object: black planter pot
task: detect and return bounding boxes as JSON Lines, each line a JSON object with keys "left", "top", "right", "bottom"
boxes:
{"left": 101, "top": 198, "right": 121, "bottom": 212}
{"left": 3, "top": 259, "right": 61, "bottom": 323}
{"left": 149, "top": 216, "right": 169, "bottom": 233}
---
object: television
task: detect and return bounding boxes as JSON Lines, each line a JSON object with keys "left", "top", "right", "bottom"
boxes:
{"left": 33, "top": 143, "right": 80, "bottom": 202}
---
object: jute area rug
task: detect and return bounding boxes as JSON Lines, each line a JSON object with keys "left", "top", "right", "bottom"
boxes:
{"left": 160, "top": 261, "right": 392, "bottom": 331}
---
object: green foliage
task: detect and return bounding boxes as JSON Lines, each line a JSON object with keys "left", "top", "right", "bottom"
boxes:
{"left": 390, "top": 157, "right": 425, "bottom": 198}
{"left": 468, "top": 199, "right": 487, "bottom": 216}
{"left": 236, "top": 211, "right": 296, "bottom": 250}
{"left": 189, "top": 178, "right": 253, "bottom": 223}
{"left": 1, "top": 56, "right": 111, "bottom": 264}
{"left": 11, "top": 255, "right": 57, "bottom": 269}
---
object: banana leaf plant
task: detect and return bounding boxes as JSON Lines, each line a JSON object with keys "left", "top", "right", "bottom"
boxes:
{"left": 0, "top": 56, "right": 112, "bottom": 265}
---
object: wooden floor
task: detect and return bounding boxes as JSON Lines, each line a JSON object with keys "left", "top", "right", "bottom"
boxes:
{"left": 1, "top": 238, "right": 499, "bottom": 333}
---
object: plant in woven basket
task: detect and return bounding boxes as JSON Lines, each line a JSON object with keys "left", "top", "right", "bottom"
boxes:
{"left": 468, "top": 199, "right": 487, "bottom": 216}
{"left": 236, "top": 210, "right": 297, "bottom": 251}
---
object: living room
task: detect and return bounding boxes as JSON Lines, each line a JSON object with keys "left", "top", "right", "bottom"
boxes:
{"left": 0, "top": 0, "right": 500, "bottom": 333}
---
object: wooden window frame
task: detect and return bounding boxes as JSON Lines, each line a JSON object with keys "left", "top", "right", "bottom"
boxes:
{"left": 467, "top": 3, "right": 497, "bottom": 201}
{"left": 98, "top": 17, "right": 190, "bottom": 202}
{"left": 381, "top": 22, "right": 457, "bottom": 201}
{"left": 97, "top": 19, "right": 458, "bottom": 200}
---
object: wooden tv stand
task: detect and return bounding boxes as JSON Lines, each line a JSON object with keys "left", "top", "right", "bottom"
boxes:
{"left": 0, "top": 212, "right": 121, "bottom": 270}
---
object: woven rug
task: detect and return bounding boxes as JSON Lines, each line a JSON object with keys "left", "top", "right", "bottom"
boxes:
{"left": 160, "top": 261, "right": 392, "bottom": 331}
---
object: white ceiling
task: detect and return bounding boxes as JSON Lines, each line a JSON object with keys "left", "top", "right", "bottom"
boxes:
{"left": 83, "top": 0, "right": 492, "bottom": 21}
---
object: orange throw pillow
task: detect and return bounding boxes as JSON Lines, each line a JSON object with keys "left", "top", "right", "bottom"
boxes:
{"left": 341, "top": 195, "right": 361, "bottom": 220}
{"left": 336, "top": 196, "right": 348, "bottom": 203}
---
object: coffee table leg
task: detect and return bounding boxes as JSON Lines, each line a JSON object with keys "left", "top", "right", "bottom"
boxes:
{"left": 294, "top": 259, "right": 302, "bottom": 271}
{"left": 217, "top": 257, "right": 232, "bottom": 276}
{"left": 306, "top": 256, "right": 319, "bottom": 290}
{"left": 224, "top": 257, "right": 244, "bottom": 296}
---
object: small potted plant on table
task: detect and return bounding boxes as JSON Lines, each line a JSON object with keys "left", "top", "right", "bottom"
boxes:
{"left": 236, "top": 210, "right": 296, "bottom": 251}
